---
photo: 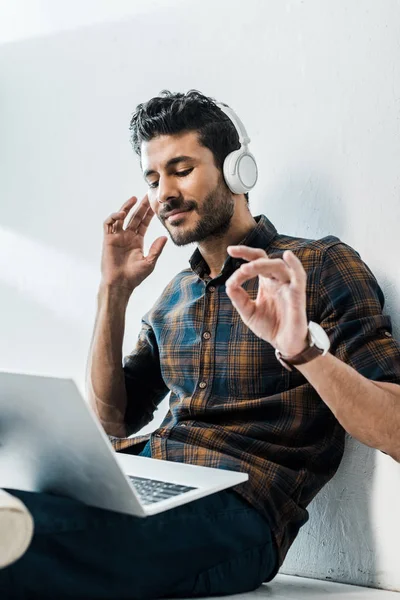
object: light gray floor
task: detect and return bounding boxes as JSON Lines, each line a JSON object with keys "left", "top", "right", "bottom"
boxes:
{"left": 180, "top": 574, "right": 400, "bottom": 599}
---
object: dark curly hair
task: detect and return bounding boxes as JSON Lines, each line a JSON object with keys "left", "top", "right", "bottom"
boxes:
{"left": 129, "top": 90, "right": 249, "bottom": 200}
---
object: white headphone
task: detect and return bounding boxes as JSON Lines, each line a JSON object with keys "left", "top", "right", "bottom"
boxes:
{"left": 216, "top": 103, "right": 258, "bottom": 195}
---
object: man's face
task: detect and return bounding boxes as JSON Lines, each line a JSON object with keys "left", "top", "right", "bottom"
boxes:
{"left": 141, "top": 131, "right": 235, "bottom": 246}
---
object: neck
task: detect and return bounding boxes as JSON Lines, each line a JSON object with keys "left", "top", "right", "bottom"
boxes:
{"left": 197, "top": 204, "right": 257, "bottom": 279}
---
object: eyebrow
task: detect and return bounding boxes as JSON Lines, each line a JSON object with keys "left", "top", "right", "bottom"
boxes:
{"left": 143, "top": 155, "right": 195, "bottom": 179}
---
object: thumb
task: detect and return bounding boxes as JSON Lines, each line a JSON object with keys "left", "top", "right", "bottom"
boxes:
{"left": 147, "top": 236, "right": 168, "bottom": 263}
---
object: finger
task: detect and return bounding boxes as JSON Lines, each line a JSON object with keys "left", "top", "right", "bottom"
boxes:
{"left": 103, "top": 211, "right": 128, "bottom": 235}
{"left": 118, "top": 196, "right": 138, "bottom": 213}
{"left": 225, "top": 279, "right": 255, "bottom": 322}
{"left": 228, "top": 258, "right": 291, "bottom": 288}
{"left": 147, "top": 236, "right": 168, "bottom": 263}
{"left": 227, "top": 245, "right": 267, "bottom": 260}
{"left": 103, "top": 196, "right": 138, "bottom": 235}
{"left": 282, "top": 251, "right": 307, "bottom": 288}
{"left": 136, "top": 206, "right": 155, "bottom": 237}
{"left": 125, "top": 195, "right": 150, "bottom": 231}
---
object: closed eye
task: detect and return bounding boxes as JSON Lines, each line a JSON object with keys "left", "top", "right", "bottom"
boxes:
{"left": 147, "top": 168, "right": 193, "bottom": 189}
{"left": 176, "top": 168, "right": 193, "bottom": 178}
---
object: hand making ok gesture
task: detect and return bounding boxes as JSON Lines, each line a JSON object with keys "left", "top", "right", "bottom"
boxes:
{"left": 225, "top": 246, "right": 309, "bottom": 357}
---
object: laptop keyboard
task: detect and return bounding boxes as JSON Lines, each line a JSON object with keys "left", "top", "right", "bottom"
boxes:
{"left": 128, "top": 475, "right": 197, "bottom": 505}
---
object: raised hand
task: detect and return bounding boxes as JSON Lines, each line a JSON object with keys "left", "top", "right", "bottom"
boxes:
{"left": 101, "top": 195, "right": 167, "bottom": 293}
{"left": 225, "top": 246, "right": 308, "bottom": 357}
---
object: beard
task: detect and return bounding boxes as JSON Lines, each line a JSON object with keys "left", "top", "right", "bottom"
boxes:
{"left": 159, "top": 178, "right": 235, "bottom": 247}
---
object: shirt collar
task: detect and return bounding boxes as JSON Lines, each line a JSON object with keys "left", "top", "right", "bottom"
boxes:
{"left": 189, "top": 215, "right": 278, "bottom": 279}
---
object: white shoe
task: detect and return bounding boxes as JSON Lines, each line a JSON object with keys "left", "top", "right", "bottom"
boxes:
{"left": 0, "top": 489, "right": 34, "bottom": 568}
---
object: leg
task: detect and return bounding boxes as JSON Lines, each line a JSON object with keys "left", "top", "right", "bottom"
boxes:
{"left": 0, "top": 489, "right": 33, "bottom": 568}
{"left": 0, "top": 488, "right": 277, "bottom": 600}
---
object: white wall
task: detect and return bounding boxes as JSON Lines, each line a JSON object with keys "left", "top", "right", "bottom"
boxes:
{"left": 1, "top": 0, "right": 399, "bottom": 591}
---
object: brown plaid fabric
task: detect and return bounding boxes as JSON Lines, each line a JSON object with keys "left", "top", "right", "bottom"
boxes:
{"left": 111, "top": 215, "right": 400, "bottom": 568}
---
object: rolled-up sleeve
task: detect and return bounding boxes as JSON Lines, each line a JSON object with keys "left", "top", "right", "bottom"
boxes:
{"left": 122, "top": 320, "right": 169, "bottom": 436}
{"left": 317, "top": 242, "right": 400, "bottom": 384}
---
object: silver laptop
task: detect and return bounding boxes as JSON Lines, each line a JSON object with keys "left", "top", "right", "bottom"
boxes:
{"left": 0, "top": 372, "right": 248, "bottom": 517}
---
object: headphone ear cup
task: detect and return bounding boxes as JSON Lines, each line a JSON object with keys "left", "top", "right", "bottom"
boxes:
{"left": 223, "top": 149, "right": 258, "bottom": 194}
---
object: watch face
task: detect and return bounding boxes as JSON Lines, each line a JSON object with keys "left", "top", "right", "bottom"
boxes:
{"left": 309, "top": 321, "right": 330, "bottom": 352}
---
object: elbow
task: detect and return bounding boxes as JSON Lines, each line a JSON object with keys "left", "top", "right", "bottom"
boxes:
{"left": 92, "top": 400, "right": 127, "bottom": 437}
{"left": 86, "top": 386, "right": 127, "bottom": 437}
{"left": 86, "top": 381, "right": 101, "bottom": 419}
{"left": 95, "top": 411, "right": 127, "bottom": 438}
{"left": 101, "top": 420, "right": 127, "bottom": 438}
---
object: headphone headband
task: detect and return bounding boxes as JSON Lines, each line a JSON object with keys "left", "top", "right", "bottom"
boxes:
{"left": 216, "top": 103, "right": 251, "bottom": 147}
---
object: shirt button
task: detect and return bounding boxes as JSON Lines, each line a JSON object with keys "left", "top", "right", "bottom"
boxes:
{"left": 180, "top": 422, "right": 189, "bottom": 427}
{"left": 384, "top": 331, "right": 392, "bottom": 338}
{"left": 199, "top": 381, "right": 207, "bottom": 389}
{"left": 203, "top": 331, "right": 211, "bottom": 340}
{"left": 208, "top": 286, "right": 216, "bottom": 293}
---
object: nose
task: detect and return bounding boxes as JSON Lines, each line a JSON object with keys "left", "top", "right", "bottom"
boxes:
{"left": 156, "top": 175, "right": 180, "bottom": 205}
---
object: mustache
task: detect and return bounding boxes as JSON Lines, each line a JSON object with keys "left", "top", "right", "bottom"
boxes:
{"left": 160, "top": 199, "right": 198, "bottom": 220}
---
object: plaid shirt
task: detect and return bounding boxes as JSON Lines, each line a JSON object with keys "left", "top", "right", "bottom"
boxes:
{"left": 111, "top": 215, "right": 400, "bottom": 569}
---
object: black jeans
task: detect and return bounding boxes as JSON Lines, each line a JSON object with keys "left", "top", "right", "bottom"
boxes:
{"left": 0, "top": 487, "right": 277, "bottom": 599}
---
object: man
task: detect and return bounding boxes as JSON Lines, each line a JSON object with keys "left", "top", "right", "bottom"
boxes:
{"left": 1, "top": 90, "right": 399, "bottom": 599}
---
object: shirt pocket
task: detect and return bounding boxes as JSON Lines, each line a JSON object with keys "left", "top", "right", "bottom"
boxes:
{"left": 227, "top": 311, "right": 289, "bottom": 399}
{"left": 158, "top": 320, "right": 201, "bottom": 395}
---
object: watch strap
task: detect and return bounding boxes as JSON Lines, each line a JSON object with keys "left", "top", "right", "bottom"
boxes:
{"left": 275, "top": 344, "right": 324, "bottom": 372}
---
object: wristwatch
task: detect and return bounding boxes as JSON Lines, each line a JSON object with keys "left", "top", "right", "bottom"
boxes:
{"left": 275, "top": 321, "right": 330, "bottom": 372}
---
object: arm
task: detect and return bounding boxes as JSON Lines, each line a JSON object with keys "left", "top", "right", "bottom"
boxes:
{"left": 86, "top": 284, "right": 131, "bottom": 438}
{"left": 298, "top": 352, "right": 400, "bottom": 461}
{"left": 226, "top": 243, "right": 400, "bottom": 463}
{"left": 87, "top": 290, "right": 169, "bottom": 438}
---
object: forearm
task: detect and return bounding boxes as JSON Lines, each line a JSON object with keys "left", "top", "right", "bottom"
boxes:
{"left": 86, "top": 284, "right": 132, "bottom": 437}
{"left": 298, "top": 353, "right": 400, "bottom": 462}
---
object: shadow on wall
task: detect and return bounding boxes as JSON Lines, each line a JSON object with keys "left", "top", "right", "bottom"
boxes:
{"left": 373, "top": 271, "right": 400, "bottom": 341}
